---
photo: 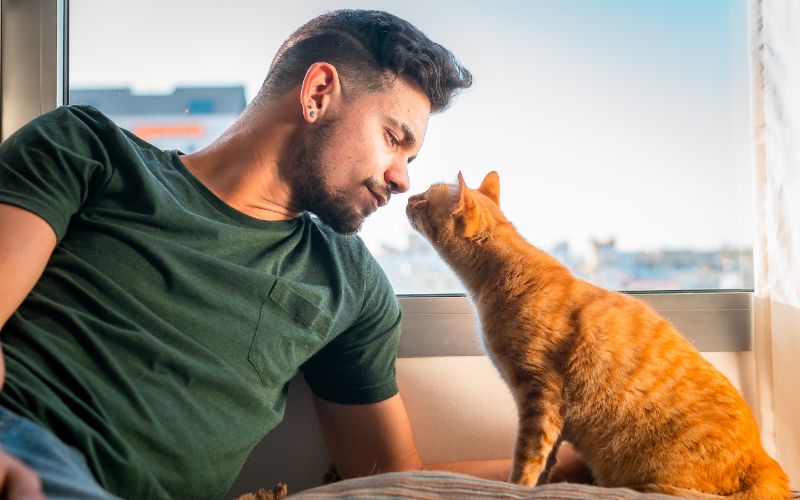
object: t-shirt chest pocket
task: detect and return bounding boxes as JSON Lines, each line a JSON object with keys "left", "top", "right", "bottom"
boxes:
{"left": 248, "top": 277, "right": 333, "bottom": 387}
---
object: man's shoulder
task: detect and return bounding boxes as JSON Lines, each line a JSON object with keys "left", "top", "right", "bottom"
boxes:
{"left": 41, "top": 104, "right": 116, "bottom": 128}
{"left": 39, "top": 105, "right": 169, "bottom": 158}
{"left": 19, "top": 104, "right": 129, "bottom": 148}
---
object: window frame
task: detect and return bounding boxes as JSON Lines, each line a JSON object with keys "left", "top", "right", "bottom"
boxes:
{"left": 0, "top": 0, "right": 67, "bottom": 141}
{"left": 0, "top": 0, "right": 753, "bottom": 355}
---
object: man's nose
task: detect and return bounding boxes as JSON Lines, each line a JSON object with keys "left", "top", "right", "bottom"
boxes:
{"left": 385, "top": 158, "right": 410, "bottom": 194}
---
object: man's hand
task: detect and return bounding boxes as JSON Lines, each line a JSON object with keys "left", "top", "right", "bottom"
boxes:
{"left": 422, "top": 458, "right": 511, "bottom": 481}
{"left": 0, "top": 448, "right": 45, "bottom": 499}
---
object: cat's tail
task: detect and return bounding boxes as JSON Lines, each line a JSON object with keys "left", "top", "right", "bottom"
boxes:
{"left": 726, "top": 454, "right": 791, "bottom": 500}
{"left": 628, "top": 484, "right": 725, "bottom": 498}
{"left": 629, "top": 454, "right": 790, "bottom": 499}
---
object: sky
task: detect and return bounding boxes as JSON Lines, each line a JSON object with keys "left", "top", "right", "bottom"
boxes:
{"left": 69, "top": 0, "right": 752, "bottom": 256}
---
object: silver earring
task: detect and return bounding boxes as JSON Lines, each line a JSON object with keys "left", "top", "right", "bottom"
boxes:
{"left": 310, "top": 110, "right": 316, "bottom": 118}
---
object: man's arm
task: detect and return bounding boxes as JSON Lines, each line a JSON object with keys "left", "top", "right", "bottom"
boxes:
{"left": 0, "top": 203, "right": 55, "bottom": 500}
{"left": 0, "top": 203, "right": 57, "bottom": 384}
{"left": 312, "top": 393, "right": 511, "bottom": 481}
{"left": 312, "top": 393, "right": 422, "bottom": 478}
{"left": 313, "top": 393, "right": 592, "bottom": 483}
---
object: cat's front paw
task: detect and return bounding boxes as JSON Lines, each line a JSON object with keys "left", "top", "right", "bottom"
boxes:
{"left": 509, "top": 463, "right": 544, "bottom": 486}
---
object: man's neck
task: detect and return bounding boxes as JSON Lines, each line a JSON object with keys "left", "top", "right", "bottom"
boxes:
{"left": 180, "top": 98, "right": 303, "bottom": 221}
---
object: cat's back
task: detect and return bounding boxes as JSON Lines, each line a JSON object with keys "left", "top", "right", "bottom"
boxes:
{"left": 567, "top": 284, "right": 753, "bottom": 427}
{"left": 563, "top": 285, "right": 771, "bottom": 492}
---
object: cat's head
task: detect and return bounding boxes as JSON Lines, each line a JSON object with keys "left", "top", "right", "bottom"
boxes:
{"left": 406, "top": 171, "right": 504, "bottom": 247}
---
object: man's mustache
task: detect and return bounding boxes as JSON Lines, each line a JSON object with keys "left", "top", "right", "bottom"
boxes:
{"left": 364, "top": 177, "right": 391, "bottom": 205}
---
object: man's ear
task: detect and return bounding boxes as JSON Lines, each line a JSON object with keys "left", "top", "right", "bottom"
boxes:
{"left": 452, "top": 172, "right": 481, "bottom": 239}
{"left": 299, "top": 62, "right": 340, "bottom": 123}
{"left": 477, "top": 171, "right": 500, "bottom": 207}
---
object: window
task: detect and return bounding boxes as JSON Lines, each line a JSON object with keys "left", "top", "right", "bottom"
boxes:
{"left": 66, "top": 0, "right": 752, "bottom": 294}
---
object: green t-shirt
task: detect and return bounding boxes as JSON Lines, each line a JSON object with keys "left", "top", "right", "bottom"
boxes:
{"left": 0, "top": 105, "right": 402, "bottom": 499}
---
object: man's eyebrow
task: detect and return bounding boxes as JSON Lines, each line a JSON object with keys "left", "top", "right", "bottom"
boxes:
{"left": 385, "top": 116, "right": 417, "bottom": 146}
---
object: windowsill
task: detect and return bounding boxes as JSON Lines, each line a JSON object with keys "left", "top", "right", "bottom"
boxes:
{"left": 397, "top": 291, "right": 753, "bottom": 357}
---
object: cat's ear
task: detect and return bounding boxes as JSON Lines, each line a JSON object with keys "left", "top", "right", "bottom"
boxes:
{"left": 453, "top": 172, "right": 476, "bottom": 214}
{"left": 478, "top": 171, "right": 500, "bottom": 207}
{"left": 452, "top": 172, "right": 482, "bottom": 239}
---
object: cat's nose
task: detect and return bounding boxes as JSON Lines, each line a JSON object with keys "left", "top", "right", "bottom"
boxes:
{"left": 406, "top": 193, "right": 427, "bottom": 209}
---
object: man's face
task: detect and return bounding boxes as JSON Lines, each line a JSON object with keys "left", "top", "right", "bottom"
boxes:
{"left": 287, "top": 76, "right": 430, "bottom": 235}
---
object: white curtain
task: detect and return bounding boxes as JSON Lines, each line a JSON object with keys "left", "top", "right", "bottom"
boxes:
{"left": 750, "top": 0, "right": 800, "bottom": 488}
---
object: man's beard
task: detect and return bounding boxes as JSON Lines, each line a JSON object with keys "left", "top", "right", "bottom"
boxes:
{"left": 281, "top": 120, "right": 377, "bottom": 235}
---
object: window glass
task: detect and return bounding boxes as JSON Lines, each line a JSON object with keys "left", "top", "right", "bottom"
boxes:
{"left": 69, "top": 0, "right": 752, "bottom": 293}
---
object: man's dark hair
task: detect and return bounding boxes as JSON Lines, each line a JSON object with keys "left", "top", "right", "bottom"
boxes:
{"left": 256, "top": 9, "right": 473, "bottom": 113}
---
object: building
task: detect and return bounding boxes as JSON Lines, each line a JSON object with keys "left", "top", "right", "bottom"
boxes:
{"left": 69, "top": 86, "right": 247, "bottom": 153}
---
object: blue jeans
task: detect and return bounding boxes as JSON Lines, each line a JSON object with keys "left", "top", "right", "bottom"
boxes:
{"left": 0, "top": 405, "right": 117, "bottom": 499}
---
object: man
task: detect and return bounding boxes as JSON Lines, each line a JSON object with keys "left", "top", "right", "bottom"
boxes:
{"left": 0, "top": 9, "right": 593, "bottom": 499}
{"left": 0, "top": 8, "right": 512, "bottom": 499}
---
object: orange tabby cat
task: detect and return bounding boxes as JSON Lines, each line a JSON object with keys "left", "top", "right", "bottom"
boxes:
{"left": 406, "top": 171, "right": 790, "bottom": 499}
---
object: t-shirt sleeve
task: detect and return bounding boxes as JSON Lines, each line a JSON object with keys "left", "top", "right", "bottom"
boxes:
{"left": 301, "top": 250, "right": 401, "bottom": 405}
{"left": 0, "top": 105, "right": 114, "bottom": 242}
